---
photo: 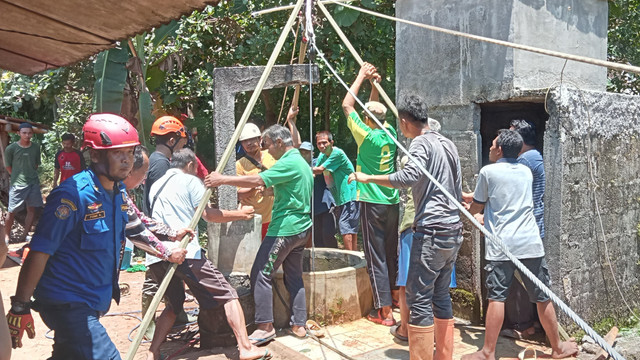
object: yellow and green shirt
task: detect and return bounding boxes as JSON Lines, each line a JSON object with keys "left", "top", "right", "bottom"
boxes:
{"left": 347, "top": 111, "right": 399, "bottom": 205}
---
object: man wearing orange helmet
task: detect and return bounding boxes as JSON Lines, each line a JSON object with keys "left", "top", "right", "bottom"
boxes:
{"left": 144, "top": 115, "right": 187, "bottom": 214}
{"left": 141, "top": 115, "right": 188, "bottom": 339}
{"left": 6, "top": 114, "right": 140, "bottom": 359}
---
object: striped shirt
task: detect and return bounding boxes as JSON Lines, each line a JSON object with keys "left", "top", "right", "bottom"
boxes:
{"left": 517, "top": 149, "right": 545, "bottom": 239}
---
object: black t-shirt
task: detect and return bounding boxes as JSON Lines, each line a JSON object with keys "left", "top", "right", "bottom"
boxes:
{"left": 143, "top": 151, "right": 170, "bottom": 215}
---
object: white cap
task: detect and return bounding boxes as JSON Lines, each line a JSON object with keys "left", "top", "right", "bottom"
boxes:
{"left": 239, "top": 123, "right": 261, "bottom": 141}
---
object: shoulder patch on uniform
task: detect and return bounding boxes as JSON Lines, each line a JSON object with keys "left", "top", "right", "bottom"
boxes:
{"left": 55, "top": 205, "right": 72, "bottom": 220}
{"left": 84, "top": 211, "right": 105, "bottom": 221}
{"left": 60, "top": 198, "right": 77, "bottom": 211}
{"left": 121, "top": 204, "right": 129, "bottom": 212}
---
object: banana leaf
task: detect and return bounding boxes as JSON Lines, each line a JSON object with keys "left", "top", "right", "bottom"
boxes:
{"left": 93, "top": 46, "right": 129, "bottom": 113}
{"left": 138, "top": 90, "right": 154, "bottom": 148}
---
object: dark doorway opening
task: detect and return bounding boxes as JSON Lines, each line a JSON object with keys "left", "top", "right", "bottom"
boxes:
{"left": 479, "top": 102, "right": 548, "bottom": 166}
{"left": 478, "top": 101, "right": 548, "bottom": 334}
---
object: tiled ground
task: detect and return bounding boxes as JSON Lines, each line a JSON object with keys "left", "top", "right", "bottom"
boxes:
{"left": 275, "top": 318, "right": 561, "bottom": 360}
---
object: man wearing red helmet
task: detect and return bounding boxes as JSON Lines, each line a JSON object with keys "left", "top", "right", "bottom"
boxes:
{"left": 6, "top": 114, "right": 139, "bottom": 359}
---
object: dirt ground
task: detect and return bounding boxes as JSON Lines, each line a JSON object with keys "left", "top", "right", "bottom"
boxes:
{"left": 0, "top": 243, "right": 288, "bottom": 360}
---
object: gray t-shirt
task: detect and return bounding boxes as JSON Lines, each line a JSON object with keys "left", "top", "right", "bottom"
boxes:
{"left": 146, "top": 168, "right": 205, "bottom": 265}
{"left": 389, "top": 131, "right": 462, "bottom": 229}
{"left": 473, "top": 159, "right": 544, "bottom": 261}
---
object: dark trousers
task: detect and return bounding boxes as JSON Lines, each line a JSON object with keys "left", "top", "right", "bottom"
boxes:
{"left": 313, "top": 211, "right": 337, "bottom": 248}
{"left": 360, "top": 202, "right": 399, "bottom": 309}
{"left": 35, "top": 301, "right": 120, "bottom": 360}
{"left": 406, "top": 225, "right": 463, "bottom": 326}
{"left": 251, "top": 228, "right": 311, "bottom": 326}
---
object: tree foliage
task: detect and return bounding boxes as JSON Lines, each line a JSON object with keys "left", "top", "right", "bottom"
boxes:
{"left": 0, "top": 0, "right": 395, "bottom": 186}
{"left": 607, "top": 0, "right": 640, "bottom": 94}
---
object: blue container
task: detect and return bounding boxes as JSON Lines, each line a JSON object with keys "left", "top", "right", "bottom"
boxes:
{"left": 121, "top": 248, "right": 133, "bottom": 270}
{"left": 449, "top": 263, "right": 457, "bottom": 288}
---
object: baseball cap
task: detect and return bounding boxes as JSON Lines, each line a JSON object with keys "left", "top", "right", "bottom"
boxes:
{"left": 299, "top": 142, "right": 313, "bottom": 151}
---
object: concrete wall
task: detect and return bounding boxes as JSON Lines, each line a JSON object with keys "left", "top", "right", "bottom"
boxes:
{"left": 396, "top": 0, "right": 607, "bottom": 106}
{"left": 396, "top": 0, "right": 610, "bottom": 323}
{"left": 544, "top": 87, "right": 640, "bottom": 326}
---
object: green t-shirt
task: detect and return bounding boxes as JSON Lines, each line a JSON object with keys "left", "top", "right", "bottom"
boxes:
{"left": 4, "top": 142, "right": 41, "bottom": 186}
{"left": 347, "top": 111, "right": 399, "bottom": 204}
{"left": 316, "top": 147, "right": 356, "bottom": 206}
{"left": 259, "top": 148, "right": 313, "bottom": 237}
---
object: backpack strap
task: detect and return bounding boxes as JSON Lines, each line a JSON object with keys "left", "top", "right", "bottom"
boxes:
{"left": 150, "top": 173, "right": 177, "bottom": 215}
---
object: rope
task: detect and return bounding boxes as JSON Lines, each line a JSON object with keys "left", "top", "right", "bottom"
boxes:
{"left": 122, "top": 1, "right": 307, "bottom": 358}
{"left": 276, "top": 19, "right": 301, "bottom": 125}
{"left": 316, "top": 1, "right": 398, "bottom": 120}
{"left": 314, "top": 48, "right": 626, "bottom": 360}
{"left": 325, "top": 0, "right": 640, "bottom": 76}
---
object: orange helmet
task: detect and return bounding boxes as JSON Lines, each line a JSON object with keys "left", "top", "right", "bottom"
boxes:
{"left": 150, "top": 116, "right": 186, "bottom": 137}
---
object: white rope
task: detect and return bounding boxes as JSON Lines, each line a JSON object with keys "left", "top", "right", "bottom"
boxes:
{"left": 314, "top": 48, "right": 626, "bottom": 360}
{"left": 325, "top": 0, "right": 640, "bottom": 76}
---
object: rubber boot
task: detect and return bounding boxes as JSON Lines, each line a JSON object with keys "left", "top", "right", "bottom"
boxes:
{"left": 408, "top": 324, "right": 434, "bottom": 360}
{"left": 141, "top": 293, "right": 156, "bottom": 340}
{"left": 434, "top": 318, "right": 455, "bottom": 360}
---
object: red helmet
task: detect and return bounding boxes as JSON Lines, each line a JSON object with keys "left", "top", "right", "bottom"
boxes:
{"left": 82, "top": 113, "right": 140, "bottom": 150}
{"left": 150, "top": 116, "right": 186, "bottom": 137}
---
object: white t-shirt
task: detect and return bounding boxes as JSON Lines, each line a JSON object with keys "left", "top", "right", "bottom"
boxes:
{"left": 473, "top": 159, "right": 545, "bottom": 261}
{"left": 146, "top": 168, "right": 205, "bottom": 265}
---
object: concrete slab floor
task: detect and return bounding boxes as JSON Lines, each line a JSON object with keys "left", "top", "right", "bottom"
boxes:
{"left": 273, "top": 318, "right": 582, "bottom": 360}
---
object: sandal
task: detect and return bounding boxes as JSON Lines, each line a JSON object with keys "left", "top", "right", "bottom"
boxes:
{"left": 306, "top": 320, "right": 325, "bottom": 338}
{"left": 390, "top": 323, "right": 408, "bottom": 342}
{"left": 248, "top": 333, "right": 276, "bottom": 346}
{"left": 367, "top": 309, "right": 396, "bottom": 326}
{"left": 518, "top": 347, "right": 537, "bottom": 360}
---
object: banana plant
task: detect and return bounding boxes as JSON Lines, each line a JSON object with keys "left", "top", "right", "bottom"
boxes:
{"left": 92, "top": 20, "right": 181, "bottom": 148}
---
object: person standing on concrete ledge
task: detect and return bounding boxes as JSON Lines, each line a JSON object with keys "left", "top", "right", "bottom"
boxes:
{"left": 205, "top": 124, "right": 313, "bottom": 344}
{"left": 349, "top": 95, "right": 463, "bottom": 360}
{"left": 461, "top": 130, "right": 578, "bottom": 360}
{"left": 145, "top": 148, "right": 267, "bottom": 360}
{"left": 343, "top": 62, "right": 399, "bottom": 326}
{"left": 313, "top": 130, "right": 359, "bottom": 250}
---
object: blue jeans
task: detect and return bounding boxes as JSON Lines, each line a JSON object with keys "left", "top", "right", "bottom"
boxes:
{"left": 406, "top": 224, "right": 463, "bottom": 326}
{"left": 35, "top": 301, "right": 120, "bottom": 360}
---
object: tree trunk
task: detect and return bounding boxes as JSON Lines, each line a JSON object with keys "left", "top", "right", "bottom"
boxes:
{"left": 324, "top": 86, "right": 331, "bottom": 131}
{"left": 261, "top": 90, "right": 276, "bottom": 127}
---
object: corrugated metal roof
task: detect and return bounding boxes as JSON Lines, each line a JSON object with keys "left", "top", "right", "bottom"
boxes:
{"left": 0, "top": 0, "right": 219, "bottom": 75}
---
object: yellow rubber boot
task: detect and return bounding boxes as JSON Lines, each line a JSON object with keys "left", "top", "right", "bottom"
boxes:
{"left": 434, "top": 318, "right": 455, "bottom": 360}
{"left": 408, "top": 324, "right": 435, "bottom": 360}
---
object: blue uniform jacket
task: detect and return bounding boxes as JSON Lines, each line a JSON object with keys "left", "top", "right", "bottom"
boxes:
{"left": 30, "top": 169, "right": 128, "bottom": 312}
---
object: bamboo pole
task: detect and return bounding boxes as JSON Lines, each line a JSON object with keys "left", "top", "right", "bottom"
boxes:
{"left": 252, "top": 0, "right": 350, "bottom": 17}
{"left": 123, "top": 0, "right": 306, "bottom": 358}
{"left": 291, "top": 40, "right": 308, "bottom": 108}
{"left": 316, "top": 1, "right": 399, "bottom": 119}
